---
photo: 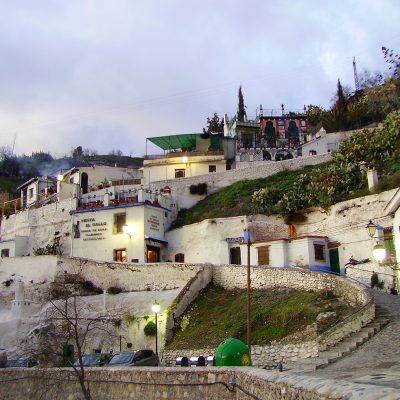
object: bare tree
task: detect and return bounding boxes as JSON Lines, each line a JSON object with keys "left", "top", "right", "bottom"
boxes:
{"left": 21, "top": 287, "right": 121, "bottom": 400}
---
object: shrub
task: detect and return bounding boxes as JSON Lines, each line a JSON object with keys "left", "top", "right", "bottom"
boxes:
{"left": 144, "top": 320, "right": 156, "bottom": 336}
{"left": 106, "top": 286, "right": 123, "bottom": 295}
{"left": 81, "top": 280, "right": 103, "bottom": 294}
{"left": 189, "top": 182, "right": 207, "bottom": 195}
{"left": 371, "top": 272, "right": 384, "bottom": 289}
{"left": 123, "top": 312, "right": 136, "bottom": 324}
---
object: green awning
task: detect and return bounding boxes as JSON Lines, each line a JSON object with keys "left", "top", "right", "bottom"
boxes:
{"left": 147, "top": 133, "right": 203, "bottom": 151}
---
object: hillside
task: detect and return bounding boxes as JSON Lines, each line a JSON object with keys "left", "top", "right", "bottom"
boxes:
{"left": 170, "top": 164, "right": 326, "bottom": 229}
{"left": 172, "top": 111, "right": 400, "bottom": 229}
{"left": 0, "top": 154, "right": 143, "bottom": 195}
{"left": 166, "top": 285, "right": 354, "bottom": 349}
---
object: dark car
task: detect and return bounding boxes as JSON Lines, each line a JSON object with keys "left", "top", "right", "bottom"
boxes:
{"left": 105, "top": 350, "right": 159, "bottom": 367}
{"left": 73, "top": 353, "right": 111, "bottom": 367}
{"left": 6, "top": 358, "right": 38, "bottom": 368}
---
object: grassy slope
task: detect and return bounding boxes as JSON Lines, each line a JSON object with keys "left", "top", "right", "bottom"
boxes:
{"left": 171, "top": 163, "right": 327, "bottom": 229}
{"left": 166, "top": 285, "right": 353, "bottom": 350}
{"left": 171, "top": 157, "right": 400, "bottom": 230}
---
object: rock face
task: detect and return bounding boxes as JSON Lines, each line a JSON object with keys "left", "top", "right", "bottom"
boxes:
{"left": 316, "top": 311, "right": 338, "bottom": 332}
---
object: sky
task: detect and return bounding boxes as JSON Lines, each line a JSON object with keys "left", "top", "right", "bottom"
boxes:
{"left": 0, "top": 0, "right": 399, "bottom": 158}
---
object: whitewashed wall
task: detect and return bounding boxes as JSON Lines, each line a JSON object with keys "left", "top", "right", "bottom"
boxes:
{"left": 71, "top": 204, "right": 168, "bottom": 263}
{"left": 142, "top": 155, "right": 226, "bottom": 186}
{"left": 0, "top": 198, "right": 77, "bottom": 256}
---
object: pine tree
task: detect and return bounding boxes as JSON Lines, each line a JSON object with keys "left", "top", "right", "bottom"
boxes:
{"left": 333, "top": 79, "right": 348, "bottom": 130}
{"left": 237, "top": 86, "right": 247, "bottom": 122}
{"left": 202, "top": 113, "right": 224, "bottom": 135}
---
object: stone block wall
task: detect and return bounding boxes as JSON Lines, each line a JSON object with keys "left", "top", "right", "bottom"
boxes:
{"left": 0, "top": 367, "right": 397, "bottom": 400}
{"left": 57, "top": 257, "right": 208, "bottom": 292}
{"left": 346, "top": 264, "right": 396, "bottom": 294}
{"left": 165, "top": 266, "right": 213, "bottom": 341}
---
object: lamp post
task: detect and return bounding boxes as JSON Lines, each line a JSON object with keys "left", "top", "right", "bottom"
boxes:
{"left": 151, "top": 300, "right": 160, "bottom": 355}
{"left": 366, "top": 220, "right": 377, "bottom": 238}
{"left": 243, "top": 226, "right": 252, "bottom": 353}
{"left": 365, "top": 220, "right": 386, "bottom": 262}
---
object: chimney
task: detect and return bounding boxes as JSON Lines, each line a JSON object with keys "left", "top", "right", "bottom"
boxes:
{"left": 367, "top": 166, "right": 378, "bottom": 193}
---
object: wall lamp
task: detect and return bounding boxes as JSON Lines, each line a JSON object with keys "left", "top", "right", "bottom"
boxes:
{"left": 365, "top": 220, "right": 377, "bottom": 238}
{"left": 122, "top": 225, "right": 136, "bottom": 238}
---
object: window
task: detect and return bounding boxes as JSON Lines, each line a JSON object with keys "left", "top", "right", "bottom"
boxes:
{"left": 175, "top": 169, "right": 185, "bottom": 178}
{"left": 309, "top": 150, "right": 317, "bottom": 156}
{"left": 113, "top": 249, "right": 126, "bottom": 262}
{"left": 257, "top": 246, "right": 270, "bottom": 265}
{"left": 314, "top": 243, "right": 325, "bottom": 261}
{"left": 29, "top": 188, "right": 34, "bottom": 199}
{"left": 230, "top": 247, "right": 241, "bottom": 265}
{"left": 1, "top": 249, "right": 10, "bottom": 258}
{"left": 113, "top": 213, "right": 126, "bottom": 234}
{"left": 209, "top": 165, "right": 216, "bottom": 173}
{"left": 175, "top": 253, "right": 185, "bottom": 262}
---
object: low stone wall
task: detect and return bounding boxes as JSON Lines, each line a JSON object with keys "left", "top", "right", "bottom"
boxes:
{"left": 0, "top": 367, "right": 397, "bottom": 400}
{"left": 212, "top": 266, "right": 373, "bottom": 365}
{"left": 162, "top": 348, "right": 215, "bottom": 367}
{"left": 346, "top": 263, "right": 396, "bottom": 294}
{"left": 251, "top": 341, "right": 318, "bottom": 367}
{"left": 162, "top": 342, "right": 319, "bottom": 368}
{"left": 165, "top": 266, "right": 213, "bottom": 341}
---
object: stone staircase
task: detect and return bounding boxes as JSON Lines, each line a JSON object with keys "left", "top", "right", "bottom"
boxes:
{"left": 285, "top": 304, "right": 391, "bottom": 372}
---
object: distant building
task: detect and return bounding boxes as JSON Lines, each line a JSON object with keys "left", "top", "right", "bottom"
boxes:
{"left": 142, "top": 133, "right": 235, "bottom": 185}
{"left": 17, "top": 176, "right": 57, "bottom": 209}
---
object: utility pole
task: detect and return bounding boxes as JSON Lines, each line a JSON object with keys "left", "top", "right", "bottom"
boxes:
{"left": 353, "top": 56, "right": 360, "bottom": 92}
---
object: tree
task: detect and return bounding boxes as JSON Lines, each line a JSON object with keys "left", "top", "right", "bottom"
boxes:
{"left": 72, "top": 146, "right": 83, "bottom": 159}
{"left": 237, "top": 85, "right": 247, "bottom": 122}
{"left": 358, "top": 69, "right": 384, "bottom": 90}
{"left": 331, "top": 79, "right": 348, "bottom": 130}
{"left": 382, "top": 46, "right": 400, "bottom": 78}
{"left": 20, "top": 282, "right": 120, "bottom": 400}
{"left": 202, "top": 112, "right": 224, "bottom": 135}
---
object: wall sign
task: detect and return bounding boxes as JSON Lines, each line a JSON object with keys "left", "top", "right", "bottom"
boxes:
{"left": 78, "top": 217, "right": 108, "bottom": 241}
{"left": 147, "top": 215, "right": 160, "bottom": 232}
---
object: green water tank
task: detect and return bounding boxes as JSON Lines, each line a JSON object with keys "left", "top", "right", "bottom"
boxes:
{"left": 215, "top": 338, "right": 252, "bottom": 366}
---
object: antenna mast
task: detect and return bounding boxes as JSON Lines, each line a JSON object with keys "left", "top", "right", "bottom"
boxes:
{"left": 353, "top": 56, "right": 360, "bottom": 92}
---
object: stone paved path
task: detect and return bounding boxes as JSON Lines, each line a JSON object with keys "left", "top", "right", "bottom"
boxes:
{"left": 301, "top": 290, "right": 400, "bottom": 392}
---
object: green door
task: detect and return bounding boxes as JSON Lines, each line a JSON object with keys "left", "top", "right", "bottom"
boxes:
{"left": 329, "top": 248, "right": 340, "bottom": 275}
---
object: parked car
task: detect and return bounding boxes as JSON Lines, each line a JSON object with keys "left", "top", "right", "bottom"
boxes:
{"left": 105, "top": 350, "right": 159, "bottom": 367}
{"left": 5, "top": 358, "right": 38, "bottom": 368}
{"left": 73, "top": 353, "right": 112, "bottom": 367}
{"left": 0, "top": 349, "right": 7, "bottom": 368}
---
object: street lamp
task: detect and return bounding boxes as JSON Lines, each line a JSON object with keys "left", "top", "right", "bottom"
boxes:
{"left": 243, "top": 226, "right": 252, "bottom": 353}
{"left": 372, "top": 243, "right": 386, "bottom": 262}
{"left": 122, "top": 225, "right": 137, "bottom": 238}
{"left": 151, "top": 300, "right": 160, "bottom": 355}
{"left": 366, "top": 220, "right": 377, "bottom": 238}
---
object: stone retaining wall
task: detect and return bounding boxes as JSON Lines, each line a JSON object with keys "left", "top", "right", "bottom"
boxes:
{"left": 0, "top": 367, "right": 397, "bottom": 400}
{"left": 149, "top": 153, "right": 332, "bottom": 210}
{"left": 57, "top": 257, "right": 208, "bottom": 292}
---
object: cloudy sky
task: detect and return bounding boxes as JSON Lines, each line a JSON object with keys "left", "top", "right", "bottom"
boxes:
{"left": 0, "top": 0, "right": 399, "bottom": 158}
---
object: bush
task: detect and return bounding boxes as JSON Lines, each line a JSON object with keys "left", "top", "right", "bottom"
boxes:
{"left": 371, "top": 272, "right": 384, "bottom": 289}
{"left": 81, "top": 280, "right": 103, "bottom": 294}
{"left": 189, "top": 182, "right": 207, "bottom": 195}
{"left": 106, "top": 286, "right": 123, "bottom": 295}
{"left": 144, "top": 320, "right": 156, "bottom": 336}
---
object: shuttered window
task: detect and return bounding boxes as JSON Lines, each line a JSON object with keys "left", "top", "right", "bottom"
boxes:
{"left": 257, "top": 246, "right": 270, "bottom": 265}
